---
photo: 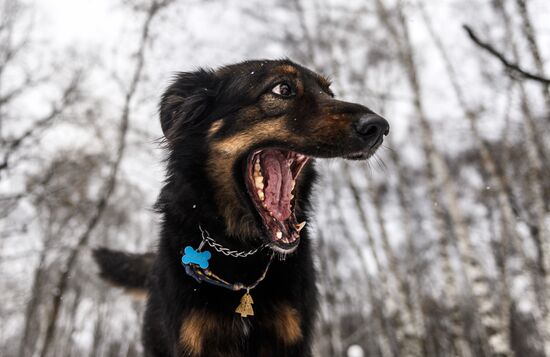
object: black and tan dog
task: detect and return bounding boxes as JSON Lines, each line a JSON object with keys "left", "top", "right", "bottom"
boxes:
{"left": 93, "top": 59, "right": 389, "bottom": 357}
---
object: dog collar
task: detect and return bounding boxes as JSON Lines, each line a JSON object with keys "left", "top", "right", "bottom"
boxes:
{"left": 197, "top": 225, "right": 268, "bottom": 259}
{"left": 181, "top": 226, "right": 273, "bottom": 317}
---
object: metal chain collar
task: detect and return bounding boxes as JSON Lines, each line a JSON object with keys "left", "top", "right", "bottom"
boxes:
{"left": 198, "top": 225, "right": 267, "bottom": 258}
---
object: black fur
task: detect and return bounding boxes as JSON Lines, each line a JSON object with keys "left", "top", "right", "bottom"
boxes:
{"left": 93, "top": 248, "right": 155, "bottom": 290}
{"left": 94, "top": 59, "right": 388, "bottom": 357}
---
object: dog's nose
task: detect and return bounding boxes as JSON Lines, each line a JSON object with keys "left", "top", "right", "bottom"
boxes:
{"left": 353, "top": 114, "right": 389, "bottom": 145}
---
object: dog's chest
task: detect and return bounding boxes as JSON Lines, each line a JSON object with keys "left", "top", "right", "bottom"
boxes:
{"left": 178, "top": 302, "right": 302, "bottom": 356}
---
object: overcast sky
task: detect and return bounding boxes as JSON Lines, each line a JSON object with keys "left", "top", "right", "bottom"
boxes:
{"left": 37, "top": 0, "right": 124, "bottom": 48}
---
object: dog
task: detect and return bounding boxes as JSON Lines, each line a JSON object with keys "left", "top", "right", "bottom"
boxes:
{"left": 93, "top": 59, "right": 389, "bottom": 357}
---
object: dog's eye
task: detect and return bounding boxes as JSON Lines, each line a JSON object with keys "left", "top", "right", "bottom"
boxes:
{"left": 272, "top": 82, "right": 294, "bottom": 97}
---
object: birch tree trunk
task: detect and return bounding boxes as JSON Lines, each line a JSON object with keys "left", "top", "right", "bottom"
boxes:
{"left": 38, "top": 2, "right": 172, "bottom": 355}
{"left": 317, "top": 234, "right": 345, "bottom": 357}
{"left": 492, "top": 3, "right": 550, "bottom": 354}
{"left": 316, "top": 176, "right": 346, "bottom": 357}
{"left": 18, "top": 222, "right": 61, "bottom": 357}
{"left": 336, "top": 213, "right": 394, "bottom": 357}
{"left": 418, "top": 2, "right": 545, "bottom": 353}
{"left": 514, "top": 0, "right": 550, "bottom": 117}
{"left": 331, "top": 168, "right": 394, "bottom": 357}
{"left": 373, "top": 1, "right": 513, "bottom": 355}
{"left": 340, "top": 163, "right": 420, "bottom": 357}
{"left": 384, "top": 137, "right": 443, "bottom": 357}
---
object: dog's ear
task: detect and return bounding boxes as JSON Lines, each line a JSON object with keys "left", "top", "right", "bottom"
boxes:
{"left": 159, "top": 69, "right": 217, "bottom": 139}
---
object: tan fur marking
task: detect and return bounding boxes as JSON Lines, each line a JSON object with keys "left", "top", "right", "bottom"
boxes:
{"left": 273, "top": 304, "right": 303, "bottom": 345}
{"left": 212, "top": 120, "right": 287, "bottom": 155}
{"left": 208, "top": 120, "right": 223, "bottom": 138}
{"left": 277, "top": 65, "right": 298, "bottom": 74}
{"left": 179, "top": 310, "right": 243, "bottom": 356}
{"left": 311, "top": 114, "right": 351, "bottom": 141}
{"left": 180, "top": 311, "right": 209, "bottom": 355}
{"left": 125, "top": 288, "right": 148, "bottom": 301}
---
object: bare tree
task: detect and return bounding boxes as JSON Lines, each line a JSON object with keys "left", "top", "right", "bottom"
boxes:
{"left": 342, "top": 163, "right": 423, "bottom": 357}
{"left": 329, "top": 167, "right": 394, "bottom": 357}
{"left": 372, "top": 1, "right": 512, "bottom": 355}
{"left": 418, "top": 3, "right": 544, "bottom": 355}
{"left": 514, "top": 0, "right": 550, "bottom": 113}
{"left": 37, "top": 2, "right": 174, "bottom": 356}
{"left": 3, "top": 0, "right": 550, "bottom": 355}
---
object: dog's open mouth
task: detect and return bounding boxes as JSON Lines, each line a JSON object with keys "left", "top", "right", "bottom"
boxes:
{"left": 245, "top": 148, "right": 309, "bottom": 253}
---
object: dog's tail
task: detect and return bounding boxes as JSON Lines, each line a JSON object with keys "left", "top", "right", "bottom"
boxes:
{"left": 92, "top": 248, "right": 155, "bottom": 297}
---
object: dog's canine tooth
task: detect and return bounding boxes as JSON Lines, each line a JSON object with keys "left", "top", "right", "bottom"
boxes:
{"left": 295, "top": 221, "right": 306, "bottom": 231}
{"left": 258, "top": 190, "right": 265, "bottom": 200}
{"left": 276, "top": 231, "right": 283, "bottom": 239}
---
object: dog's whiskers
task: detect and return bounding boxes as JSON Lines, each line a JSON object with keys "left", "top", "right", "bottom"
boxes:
{"left": 373, "top": 154, "right": 387, "bottom": 172}
{"left": 364, "top": 159, "right": 374, "bottom": 175}
{"left": 381, "top": 144, "right": 395, "bottom": 153}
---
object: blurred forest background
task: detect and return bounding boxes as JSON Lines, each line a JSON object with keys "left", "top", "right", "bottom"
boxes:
{"left": 1, "top": 0, "right": 550, "bottom": 356}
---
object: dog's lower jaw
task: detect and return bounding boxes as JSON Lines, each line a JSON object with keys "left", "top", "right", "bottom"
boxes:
{"left": 212, "top": 191, "right": 307, "bottom": 254}
{"left": 228, "top": 210, "right": 263, "bottom": 241}
{"left": 270, "top": 243, "right": 299, "bottom": 255}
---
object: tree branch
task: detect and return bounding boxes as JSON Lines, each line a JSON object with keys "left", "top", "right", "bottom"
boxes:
{"left": 463, "top": 24, "right": 550, "bottom": 85}
{"left": 0, "top": 73, "right": 49, "bottom": 106}
{"left": 0, "top": 73, "right": 80, "bottom": 172}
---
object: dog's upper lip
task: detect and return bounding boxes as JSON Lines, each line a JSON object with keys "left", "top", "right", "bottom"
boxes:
{"left": 342, "top": 134, "right": 384, "bottom": 160}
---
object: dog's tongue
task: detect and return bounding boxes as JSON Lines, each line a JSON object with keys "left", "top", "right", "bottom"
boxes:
{"left": 262, "top": 150, "right": 293, "bottom": 221}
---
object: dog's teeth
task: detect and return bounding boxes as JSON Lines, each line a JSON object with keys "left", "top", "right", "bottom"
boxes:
{"left": 258, "top": 190, "right": 265, "bottom": 200}
{"left": 290, "top": 180, "right": 295, "bottom": 190}
{"left": 295, "top": 221, "right": 306, "bottom": 231}
{"left": 254, "top": 161, "right": 261, "bottom": 172}
{"left": 254, "top": 176, "right": 264, "bottom": 189}
{"left": 282, "top": 237, "right": 290, "bottom": 243}
{"left": 276, "top": 231, "right": 283, "bottom": 239}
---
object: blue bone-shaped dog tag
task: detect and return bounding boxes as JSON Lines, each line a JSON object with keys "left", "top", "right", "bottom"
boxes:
{"left": 181, "top": 246, "right": 211, "bottom": 269}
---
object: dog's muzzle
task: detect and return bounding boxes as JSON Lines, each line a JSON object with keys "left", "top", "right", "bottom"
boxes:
{"left": 353, "top": 113, "right": 390, "bottom": 148}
